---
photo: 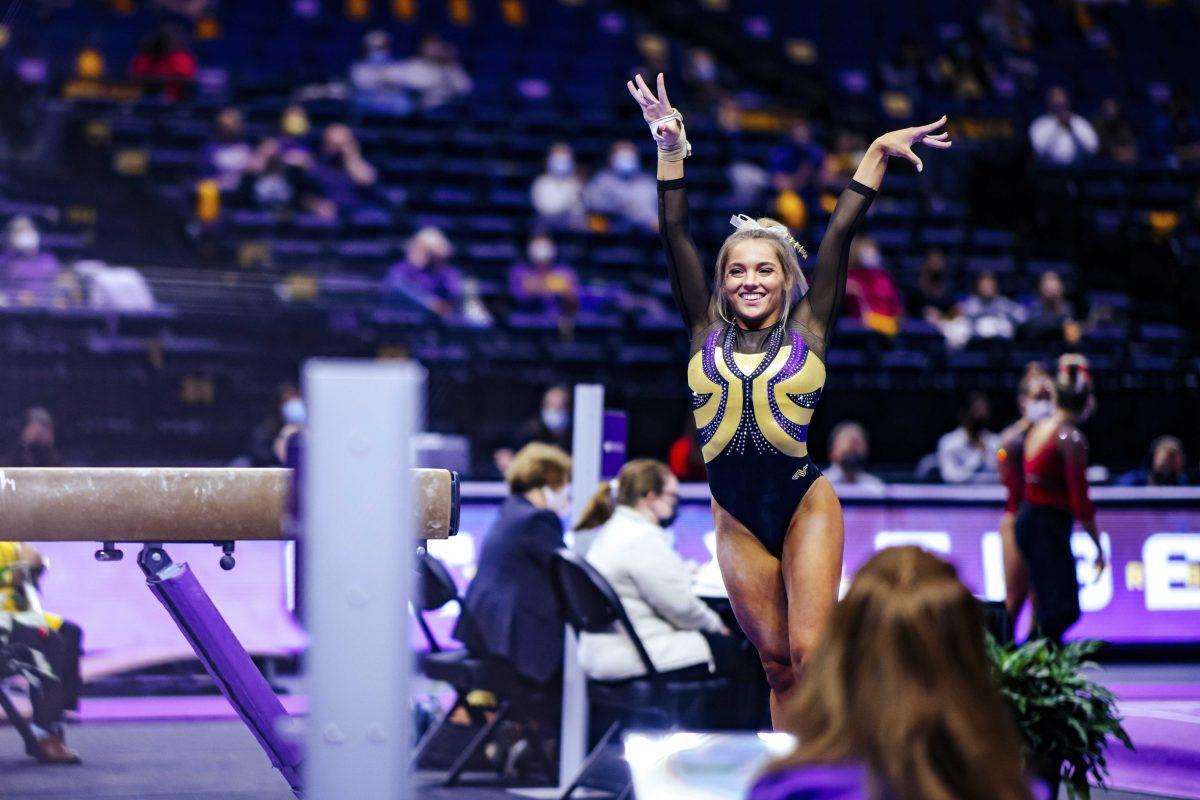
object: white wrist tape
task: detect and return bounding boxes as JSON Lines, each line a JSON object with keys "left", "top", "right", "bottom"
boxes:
{"left": 649, "top": 108, "right": 691, "bottom": 161}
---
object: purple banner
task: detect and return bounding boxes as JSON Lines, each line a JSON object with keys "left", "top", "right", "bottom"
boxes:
{"left": 428, "top": 490, "right": 1200, "bottom": 646}
{"left": 600, "top": 411, "right": 627, "bottom": 480}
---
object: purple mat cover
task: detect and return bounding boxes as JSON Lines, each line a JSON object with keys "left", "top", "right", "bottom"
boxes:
{"left": 147, "top": 559, "right": 303, "bottom": 795}
{"left": 1106, "top": 686, "right": 1200, "bottom": 800}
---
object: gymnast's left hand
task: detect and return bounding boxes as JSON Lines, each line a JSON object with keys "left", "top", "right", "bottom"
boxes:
{"left": 872, "top": 116, "right": 952, "bottom": 173}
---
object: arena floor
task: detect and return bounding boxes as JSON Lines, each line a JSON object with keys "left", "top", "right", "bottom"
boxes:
{"left": 1, "top": 664, "right": 1196, "bottom": 800}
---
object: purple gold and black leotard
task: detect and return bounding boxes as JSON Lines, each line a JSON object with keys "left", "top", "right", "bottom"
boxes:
{"left": 659, "top": 176, "right": 875, "bottom": 557}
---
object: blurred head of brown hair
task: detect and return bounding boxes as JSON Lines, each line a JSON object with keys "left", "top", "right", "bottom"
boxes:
{"left": 505, "top": 442, "right": 571, "bottom": 495}
{"left": 574, "top": 458, "right": 672, "bottom": 531}
{"left": 772, "top": 546, "right": 1032, "bottom": 800}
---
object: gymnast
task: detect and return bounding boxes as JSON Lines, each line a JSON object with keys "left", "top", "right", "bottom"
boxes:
{"left": 627, "top": 72, "right": 951, "bottom": 723}
{"left": 1008, "top": 354, "right": 1105, "bottom": 644}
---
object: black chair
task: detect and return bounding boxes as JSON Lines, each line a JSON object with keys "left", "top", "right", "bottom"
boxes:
{"left": 550, "top": 549, "right": 731, "bottom": 800}
{"left": 411, "top": 552, "right": 554, "bottom": 786}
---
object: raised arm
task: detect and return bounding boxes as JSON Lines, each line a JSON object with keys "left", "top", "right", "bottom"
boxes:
{"left": 628, "top": 73, "right": 711, "bottom": 336}
{"left": 795, "top": 117, "right": 951, "bottom": 357}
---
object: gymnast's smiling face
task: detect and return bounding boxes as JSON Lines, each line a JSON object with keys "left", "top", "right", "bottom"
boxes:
{"left": 722, "top": 239, "right": 788, "bottom": 328}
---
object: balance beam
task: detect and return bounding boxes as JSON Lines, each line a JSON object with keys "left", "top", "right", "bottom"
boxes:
{"left": 0, "top": 467, "right": 458, "bottom": 542}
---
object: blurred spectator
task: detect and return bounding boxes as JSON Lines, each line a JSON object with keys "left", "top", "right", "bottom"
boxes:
{"left": 275, "top": 104, "right": 313, "bottom": 158}
{"left": 906, "top": 248, "right": 957, "bottom": 324}
{"left": 978, "top": 0, "right": 1035, "bottom": 52}
{"left": 6, "top": 407, "right": 61, "bottom": 467}
{"left": 392, "top": 34, "right": 473, "bottom": 110}
{"left": 246, "top": 383, "right": 305, "bottom": 468}
{"left": 508, "top": 232, "right": 579, "bottom": 319}
{"left": 769, "top": 118, "right": 825, "bottom": 199}
{"left": 0, "top": 216, "right": 61, "bottom": 305}
{"left": 348, "top": 30, "right": 413, "bottom": 117}
{"left": 932, "top": 38, "right": 992, "bottom": 102}
{"left": 880, "top": 35, "right": 931, "bottom": 93}
{"left": 959, "top": 271, "right": 1025, "bottom": 341}
{"left": 1092, "top": 98, "right": 1139, "bottom": 164}
{"left": 200, "top": 107, "right": 254, "bottom": 193}
{"left": 308, "top": 123, "right": 378, "bottom": 220}
{"left": 494, "top": 385, "right": 573, "bottom": 475}
{"left": 843, "top": 236, "right": 904, "bottom": 336}
{"left": 824, "top": 422, "right": 885, "bottom": 492}
{"left": 681, "top": 48, "right": 725, "bottom": 109}
{"left": 383, "top": 227, "right": 466, "bottom": 321}
{"left": 531, "top": 143, "right": 587, "bottom": 231}
{"left": 1022, "top": 270, "right": 1075, "bottom": 342}
{"left": 937, "top": 391, "right": 1001, "bottom": 484}
{"left": 130, "top": 23, "right": 197, "bottom": 102}
{"left": 823, "top": 130, "right": 867, "bottom": 187}
{"left": 1029, "top": 86, "right": 1099, "bottom": 166}
{"left": 241, "top": 139, "right": 318, "bottom": 214}
{"left": 1151, "top": 89, "right": 1200, "bottom": 167}
{"left": 1115, "top": 436, "right": 1190, "bottom": 487}
{"left": 584, "top": 141, "right": 658, "bottom": 232}
{"left": 0, "top": 615, "right": 80, "bottom": 763}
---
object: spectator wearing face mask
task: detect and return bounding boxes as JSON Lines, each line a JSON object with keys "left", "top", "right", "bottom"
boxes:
{"left": 574, "top": 460, "right": 760, "bottom": 724}
{"left": 584, "top": 141, "right": 659, "bottom": 232}
{"left": 348, "top": 29, "right": 414, "bottom": 117}
{"left": 0, "top": 216, "right": 61, "bottom": 305}
{"left": 843, "top": 236, "right": 904, "bottom": 336}
{"left": 383, "top": 227, "right": 466, "bottom": 321}
{"left": 1021, "top": 270, "right": 1075, "bottom": 343}
{"left": 391, "top": 34, "right": 473, "bottom": 110}
{"left": 1029, "top": 86, "right": 1099, "bottom": 166}
{"left": 308, "top": 123, "right": 379, "bottom": 220}
{"left": 246, "top": 383, "right": 305, "bottom": 468}
{"left": 492, "top": 385, "right": 573, "bottom": 477}
{"left": 959, "top": 271, "right": 1026, "bottom": 342}
{"left": 531, "top": 143, "right": 588, "bottom": 231}
{"left": 508, "top": 232, "right": 579, "bottom": 319}
{"left": 937, "top": 391, "right": 1001, "bottom": 484}
{"left": 200, "top": 107, "right": 254, "bottom": 193}
{"left": 455, "top": 443, "right": 572, "bottom": 695}
{"left": 824, "top": 422, "right": 885, "bottom": 492}
{"left": 1115, "top": 436, "right": 1191, "bottom": 487}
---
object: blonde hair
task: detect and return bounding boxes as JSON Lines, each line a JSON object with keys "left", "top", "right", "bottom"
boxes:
{"left": 574, "top": 459, "right": 673, "bottom": 531}
{"left": 711, "top": 217, "right": 809, "bottom": 325}
{"left": 504, "top": 442, "right": 572, "bottom": 495}
{"left": 771, "top": 547, "right": 1032, "bottom": 800}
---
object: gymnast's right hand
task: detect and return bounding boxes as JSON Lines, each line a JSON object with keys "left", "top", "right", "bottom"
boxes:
{"left": 627, "top": 73, "right": 682, "bottom": 150}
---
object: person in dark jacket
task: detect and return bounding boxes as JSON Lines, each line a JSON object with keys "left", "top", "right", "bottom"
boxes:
{"left": 455, "top": 442, "right": 572, "bottom": 688}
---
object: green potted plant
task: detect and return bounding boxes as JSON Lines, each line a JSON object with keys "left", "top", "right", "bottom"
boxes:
{"left": 987, "top": 637, "right": 1134, "bottom": 800}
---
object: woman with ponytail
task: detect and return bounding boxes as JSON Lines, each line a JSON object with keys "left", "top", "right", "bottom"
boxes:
{"left": 574, "top": 460, "right": 741, "bottom": 687}
{"left": 1011, "top": 354, "right": 1105, "bottom": 644}
{"left": 627, "top": 72, "right": 952, "bottom": 722}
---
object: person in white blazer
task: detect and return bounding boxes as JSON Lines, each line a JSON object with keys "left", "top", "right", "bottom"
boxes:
{"left": 574, "top": 459, "right": 738, "bottom": 682}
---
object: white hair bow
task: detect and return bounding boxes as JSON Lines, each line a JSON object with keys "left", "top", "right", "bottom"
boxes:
{"left": 728, "top": 214, "right": 808, "bottom": 259}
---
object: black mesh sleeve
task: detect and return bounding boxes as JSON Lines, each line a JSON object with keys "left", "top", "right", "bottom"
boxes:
{"left": 658, "top": 178, "right": 713, "bottom": 336}
{"left": 792, "top": 179, "right": 876, "bottom": 360}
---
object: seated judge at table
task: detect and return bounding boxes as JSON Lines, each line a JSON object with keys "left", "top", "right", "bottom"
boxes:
{"left": 574, "top": 460, "right": 734, "bottom": 681}
{"left": 455, "top": 443, "right": 572, "bottom": 693}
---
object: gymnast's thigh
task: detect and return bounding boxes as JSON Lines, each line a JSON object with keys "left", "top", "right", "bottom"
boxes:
{"left": 712, "top": 498, "right": 789, "bottom": 665}
{"left": 780, "top": 477, "right": 845, "bottom": 659}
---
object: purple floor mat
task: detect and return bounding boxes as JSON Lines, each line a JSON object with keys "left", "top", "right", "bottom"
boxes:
{"left": 1106, "top": 684, "right": 1200, "bottom": 799}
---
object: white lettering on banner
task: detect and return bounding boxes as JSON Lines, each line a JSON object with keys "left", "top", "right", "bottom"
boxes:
{"left": 981, "top": 532, "right": 1007, "bottom": 602}
{"left": 875, "top": 531, "right": 951, "bottom": 554}
{"left": 1144, "top": 533, "right": 1200, "bottom": 611}
{"left": 1072, "top": 532, "right": 1112, "bottom": 612}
